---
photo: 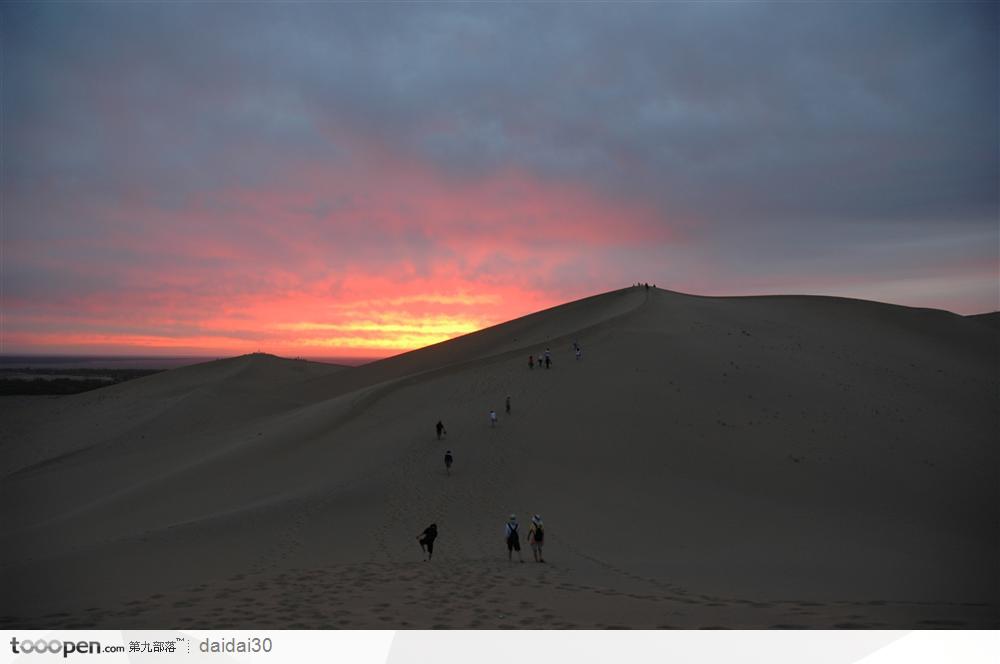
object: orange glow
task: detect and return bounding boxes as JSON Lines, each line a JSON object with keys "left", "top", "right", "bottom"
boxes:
{"left": 5, "top": 136, "right": 676, "bottom": 357}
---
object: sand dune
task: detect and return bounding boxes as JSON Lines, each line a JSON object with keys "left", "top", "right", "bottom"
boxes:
{"left": 1, "top": 287, "right": 997, "bottom": 628}
{"left": 968, "top": 311, "right": 1000, "bottom": 331}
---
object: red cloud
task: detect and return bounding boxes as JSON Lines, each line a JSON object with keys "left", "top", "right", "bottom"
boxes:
{"left": 7, "top": 140, "right": 677, "bottom": 356}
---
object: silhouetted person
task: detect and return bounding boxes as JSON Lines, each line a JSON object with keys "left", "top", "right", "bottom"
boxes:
{"left": 505, "top": 514, "right": 524, "bottom": 563}
{"left": 528, "top": 514, "right": 545, "bottom": 563}
{"left": 489, "top": 409, "right": 498, "bottom": 427}
{"left": 436, "top": 420, "right": 446, "bottom": 440}
{"left": 444, "top": 450, "right": 453, "bottom": 475}
{"left": 418, "top": 523, "right": 438, "bottom": 561}
{"left": 505, "top": 394, "right": 511, "bottom": 414}
{"left": 528, "top": 355, "right": 534, "bottom": 370}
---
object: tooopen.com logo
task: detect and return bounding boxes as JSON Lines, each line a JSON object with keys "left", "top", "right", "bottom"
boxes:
{"left": 10, "top": 637, "right": 125, "bottom": 658}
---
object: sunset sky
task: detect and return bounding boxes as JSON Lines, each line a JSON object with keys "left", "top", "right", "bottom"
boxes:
{"left": 3, "top": 2, "right": 997, "bottom": 358}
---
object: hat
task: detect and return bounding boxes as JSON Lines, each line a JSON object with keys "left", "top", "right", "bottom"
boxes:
{"left": 532, "top": 514, "right": 541, "bottom": 524}
{"left": 509, "top": 514, "right": 517, "bottom": 520}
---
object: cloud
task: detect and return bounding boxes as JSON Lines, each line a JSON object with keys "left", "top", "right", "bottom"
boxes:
{"left": 2, "top": 1, "right": 996, "bottom": 355}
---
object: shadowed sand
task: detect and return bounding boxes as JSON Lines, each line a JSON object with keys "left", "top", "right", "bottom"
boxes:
{"left": 1, "top": 287, "right": 997, "bottom": 628}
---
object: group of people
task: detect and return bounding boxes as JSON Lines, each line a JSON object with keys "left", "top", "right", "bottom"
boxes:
{"left": 505, "top": 513, "right": 545, "bottom": 563}
{"left": 421, "top": 345, "right": 571, "bottom": 565}
{"left": 529, "top": 342, "right": 585, "bottom": 369}
{"left": 528, "top": 347, "right": 553, "bottom": 370}
{"left": 417, "top": 513, "right": 545, "bottom": 563}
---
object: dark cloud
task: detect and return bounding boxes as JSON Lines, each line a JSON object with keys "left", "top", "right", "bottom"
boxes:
{"left": 2, "top": 0, "right": 997, "bottom": 339}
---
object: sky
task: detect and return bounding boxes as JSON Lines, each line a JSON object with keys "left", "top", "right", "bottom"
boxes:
{"left": 2, "top": 1, "right": 997, "bottom": 358}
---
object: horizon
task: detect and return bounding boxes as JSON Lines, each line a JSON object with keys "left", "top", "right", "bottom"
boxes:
{"left": 0, "top": 352, "right": 384, "bottom": 368}
{"left": 3, "top": 2, "right": 997, "bottom": 357}
{"left": 2, "top": 285, "right": 997, "bottom": 364}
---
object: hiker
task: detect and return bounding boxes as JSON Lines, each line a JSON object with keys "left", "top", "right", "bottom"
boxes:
{"left": 544, "top": 347, "right": 551, "bottom": 369}
{"left": 573, "top": 340, "right": 580, "bottom": 352}
{"left": 575, "top": 347, "right": 582, "bottom": 361}
{"left": 489, "top": 410, "right": 498, "bottom": 427}
{"left": 537, "top": 353, "right": 543, "bottom": 368}
{"left": 505, "top": 394, "right": 511, "bottom": 415}
{"left": 528, "top": 355, "right": 534, "bottom": 370}
{"left": 417, "top": 523, "right": 438, "bottom": 561}
{"left": 505, "top": 514, "right": 523, "bottom": 563}
{"left": 528, "top": 514, "right": 545, "bottom": 563}
{"left": 436, "top": 420, "right": 446, "bottom": 440}
{"left": 444, "top": 450, "right": 453, "bottom": 475}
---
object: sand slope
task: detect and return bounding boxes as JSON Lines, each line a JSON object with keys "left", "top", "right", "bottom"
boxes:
{"left": 968, "top": 311, "right": 1000, "bottom": 331}
{"left": 1, "top": 287, "right": 997, "bottom": 628}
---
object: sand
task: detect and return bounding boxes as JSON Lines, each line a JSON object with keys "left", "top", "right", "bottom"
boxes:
{"left": 1, "top": 287, "right": 997, "bottom": 628}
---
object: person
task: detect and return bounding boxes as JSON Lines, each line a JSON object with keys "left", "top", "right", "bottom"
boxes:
{"left": 417, "top": 523, "right": 438, "bottom": 561}
{"left": 505, "top": 514, "right": 523, "bottom": 563}
{"left": 545, "top": 354, "right": 551, "bottom": 369}
{"left": 436, "top": 420, "right": 446, "bottom": 440}
{"left": 537, "top": 353, "right": 543, "bottom": 368}
{"left": 489, "top": 410, "right": 498, "bottom": 427}
{"left": 528, "top": 355, "right": 534, "bottom": 370}
{"left": 575, "top": 347, "right": 582, "bottom": 361}
{"left": 444, "top": 450, "right": 453, "bottom": 475}
{"left": 528, "top": 514, "right": 545, "bottom": 563}
{"left": 505, "top": 394, "right": 511, "bottom": 415}
{"left": 573, "top": 340, "right": 580, "bottom": 352}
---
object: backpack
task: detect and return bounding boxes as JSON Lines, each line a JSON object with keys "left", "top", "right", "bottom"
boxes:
{"left": 533, "top": 524, "right": 544, "bottom": 542}
{"left": 507, "top": 522, "right": 518, "bottom": 540}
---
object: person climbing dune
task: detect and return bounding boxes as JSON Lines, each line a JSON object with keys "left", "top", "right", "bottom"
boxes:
{"left": 417, "top": 523, "right": 438, "bottom": 561}
{"left": 528, "top": 514, "right": 545, "bottom": 563}
{"left": 444, "top": 450, "right": 453, "bottom": 475}
{"left": 436, "top": 420, "right": 446, "bottom": 440}
{"left": 505, "top": 514, "right": 524, "bottom": 563}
